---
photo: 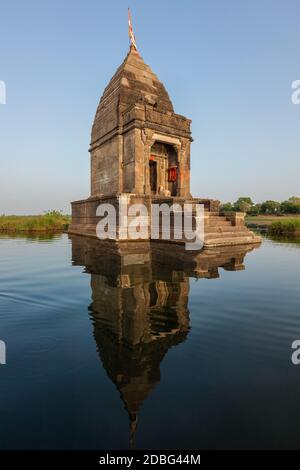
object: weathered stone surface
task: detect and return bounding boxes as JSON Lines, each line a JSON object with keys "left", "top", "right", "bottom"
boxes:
{"left": 87, "top": 46, "right": 192, "bottom": 198}
{"left": 69, "top": 46, "right": 261, "bottom": 248}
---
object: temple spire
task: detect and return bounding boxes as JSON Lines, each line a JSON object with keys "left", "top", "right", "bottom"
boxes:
{"left": 128, "top": 8, "right": 137, "bottom": 50}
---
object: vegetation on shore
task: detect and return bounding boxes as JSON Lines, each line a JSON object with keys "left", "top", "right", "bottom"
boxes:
{"left": 246, "top": 214, "right": 300, "bottom": 227}
{"left": 221, "top": 196, "right": 300, "bottom": 216}
{"left": 0, "top": 211, "right": 70, "bottom": 233}
{"left": 269, "top": 219, "right": 300, "bottom": 236}
{"left": 245, "top": 215, "right": 300, "bottom": 235}
{"left": 2, "top": 196, "right": 300, "bottom": 236}
{"left": 222, "top": 196, "right": 300, "bottom": 236}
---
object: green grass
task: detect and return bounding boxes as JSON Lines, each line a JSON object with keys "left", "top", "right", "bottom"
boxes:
{"left": 246, "top": 215, "right": 300, "bottom": 235}
{"left": 270, "top": 218, "right": 300, "bottom": 235}
{"left": 246, "top": 214, "right": 300, "bottom": 227}
{"left": 0, "top": 211, "right": 71, "bottom": 233}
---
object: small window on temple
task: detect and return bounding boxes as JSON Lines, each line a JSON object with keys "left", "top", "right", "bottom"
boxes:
{"left": 167, "top": 167, "right": 177, "bottom": 182}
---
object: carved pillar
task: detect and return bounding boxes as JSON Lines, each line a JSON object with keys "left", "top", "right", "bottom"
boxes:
{"left": 141, "top": 129, "right": 155, "bottom": 196}
{"left": 178, "top": 139, "right": 191, "bottom": 198}
{"left": 173, "top": 143, "right": 181, "bottom": 197}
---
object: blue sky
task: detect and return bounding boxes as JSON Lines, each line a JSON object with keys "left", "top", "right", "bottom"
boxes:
{"left": 0, "top": 0, "right": 299, "bottom": 214}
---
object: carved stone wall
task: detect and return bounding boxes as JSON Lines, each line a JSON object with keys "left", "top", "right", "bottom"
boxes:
{"left": 89, "top": 47, "right": 192, "bottom": 198}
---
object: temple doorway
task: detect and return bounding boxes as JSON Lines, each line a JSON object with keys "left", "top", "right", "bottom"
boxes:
{"left": 149, "top": 142, "right": 178, "bottom": 196}
{"left": 149, "top": 160, "right": 157, "bottom": 194}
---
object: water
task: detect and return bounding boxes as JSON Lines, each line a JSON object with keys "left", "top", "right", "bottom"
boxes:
{"left": 0, "top": 233, "right": 300, "bottom": 450}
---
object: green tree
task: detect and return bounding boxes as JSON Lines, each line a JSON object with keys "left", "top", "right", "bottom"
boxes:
{"left": 288, "top": 196, "right": 300, "bottom": 205}
{"left": 221, "top": 202, "right": 234, "bottom": 212}
{"left": 281, "top": 197, "right": 300, "bottom": 214}
{"left": 260, "top": 200, "right": 281, "bottom": 214}
{"left": 233, "top": 197, "right": 254, "bottom": 213}
{"left": 248, "top": 204, "right": 260, "bottom": 216}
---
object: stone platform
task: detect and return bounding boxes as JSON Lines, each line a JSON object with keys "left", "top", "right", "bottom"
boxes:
{"left": 68, "top": 194, "right": 261, "bottom": 248}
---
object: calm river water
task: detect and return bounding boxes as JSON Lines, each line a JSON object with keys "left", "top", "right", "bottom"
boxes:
{"left": 0, "top": 233, "right": 300, "bottom": 450}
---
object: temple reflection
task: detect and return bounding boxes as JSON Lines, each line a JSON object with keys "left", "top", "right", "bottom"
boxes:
{"left": 70, "top": 236, "right": 257, "bottom": 447}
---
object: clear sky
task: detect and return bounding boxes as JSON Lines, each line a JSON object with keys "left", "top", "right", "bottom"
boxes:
{"left": 0, "top": 0, "right": 299, "bottom": 214}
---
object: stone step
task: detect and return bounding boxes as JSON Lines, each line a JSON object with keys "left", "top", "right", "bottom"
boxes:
{"left": 205, "top": 226, "right": 248, "bottom": 233}
{"left": 205, "top": 230, "right": 250, "bottom": 239}
{"left": 206, "top": 220, "right": 232, "bottom": 227}
{"left": 207, "top": 220, "right": 229, "bottom": 225}
{"left": 151, "top": 225, "right": 248, "bottom": 236}
{"left": 207, "top": 216, "right": 231, "bottom": 222}
{"left": 150, "top": 231, "right": 251, "bottom": 243}
{"left": 205, "top": 235, "right": 259, "bottom": 246}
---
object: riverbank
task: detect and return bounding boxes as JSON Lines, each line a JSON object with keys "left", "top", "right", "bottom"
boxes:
{"left": 1, "top": 213, "right": 299, "bottom": 236}
{"left": 0, "top": 212, "right": 70, "bottom": 233}
{"left": 246, "top": 215, "right": 300, "bottom": 235}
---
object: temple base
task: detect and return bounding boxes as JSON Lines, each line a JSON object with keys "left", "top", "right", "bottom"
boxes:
{"left": 69, "top": 194, "right": 261, "bottom": 248}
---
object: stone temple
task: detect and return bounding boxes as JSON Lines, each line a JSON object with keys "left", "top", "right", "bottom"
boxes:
{"left": 69, "top": 44, "right": 260, "bottom": 247}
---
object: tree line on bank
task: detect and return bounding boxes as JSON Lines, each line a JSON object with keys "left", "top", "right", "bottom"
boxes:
{"left": 221, "top": 197, "right": 300, "bottom": 215}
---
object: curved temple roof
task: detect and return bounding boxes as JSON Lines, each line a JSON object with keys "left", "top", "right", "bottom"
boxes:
{"left": 91, "top": 47, "right": 174, "bottom": 145}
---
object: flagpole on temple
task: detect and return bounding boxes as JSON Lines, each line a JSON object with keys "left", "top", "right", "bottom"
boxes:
{"left": 128, "top": 8, "right": 137, "bottom": 50}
